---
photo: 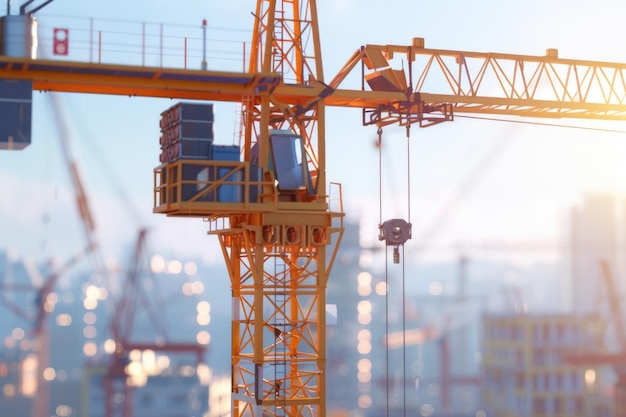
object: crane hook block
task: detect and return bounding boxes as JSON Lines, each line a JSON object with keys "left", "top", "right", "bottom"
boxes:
{"left": 379, "top": 219, "right": 412, "bottom": 246}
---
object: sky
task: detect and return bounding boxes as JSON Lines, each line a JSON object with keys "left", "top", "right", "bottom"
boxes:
{"left": 3, "top": 0, "right": 626, "bottom": 271}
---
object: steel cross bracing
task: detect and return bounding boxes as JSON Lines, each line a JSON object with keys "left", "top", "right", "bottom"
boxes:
{"left": 220, "top": 223, "right": 335, "bottom": 417}
{"left": 225, "top": 2, "right": 341, "bottom": 416}
{"left": 329, "top": 41, "right": 626, "bottom": 125}
{"left": 4, "top": 2, "right": 626, "bottom": 417}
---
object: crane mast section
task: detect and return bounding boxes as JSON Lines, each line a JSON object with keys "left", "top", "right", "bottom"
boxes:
{"left": 226, "top": 2, "right": 342, "bottom": 417}
{"left": 250, "top": 0, "right": 323, "bottom": 83}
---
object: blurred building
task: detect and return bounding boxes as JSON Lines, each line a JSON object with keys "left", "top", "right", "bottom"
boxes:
{"left": 0, "top": 249, "right": 222, "bottom": 417}
{"left": 325, "top": 219, "right": 370, "bottom": 415}
{"left": 84, "top": 365, "right": 209, "bottom": 417}
{"left": 326, "top": 223, "right": 484, "bottom": 417}
{"left": 569, "top": 193, "right": 624, "bottom": 314}
{"left": 482, "top": 313, "right": 611, "bottom": 417}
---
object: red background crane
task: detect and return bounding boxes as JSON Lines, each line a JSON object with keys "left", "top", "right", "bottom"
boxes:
{"left": 103, "top": 227, "right": 206, "bottom": 417}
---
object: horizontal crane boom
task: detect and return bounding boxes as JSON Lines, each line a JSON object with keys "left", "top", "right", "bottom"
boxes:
{"left": 3, "top": 40, "right": 626, "bottom": 121}
{"left": 331, "top": 41, "right": 626, "bottom": 123}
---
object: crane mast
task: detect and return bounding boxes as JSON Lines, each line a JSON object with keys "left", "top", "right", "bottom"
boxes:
{"left": 224, "top": 1, "right": 343, "bottom": 417}
{"left": 246, "top": 0, "right": 326, "bottom": 188}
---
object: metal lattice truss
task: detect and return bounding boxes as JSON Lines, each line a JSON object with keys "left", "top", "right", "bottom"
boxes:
{"left": 216, "top": 218, "right": 342, "bottom": 417}
{"left": 330, "top": 42, "right": 626, "bottom": 125}
{"left": 250, "top": 0, "right": 321, "bottom": 84}
{"left": 229, "top": 3, "right": 338, "bottom": 416}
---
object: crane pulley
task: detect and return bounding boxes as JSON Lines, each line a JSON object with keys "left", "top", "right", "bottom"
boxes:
{"left": 376, "top": 126, "right": 412, "bottom": 264}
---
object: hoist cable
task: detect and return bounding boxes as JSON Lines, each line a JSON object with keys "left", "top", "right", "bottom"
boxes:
{"left": 402, "top": 244, "right": 407, "bottom": 417}
{"left": 378, "top": 124, "right": 412, "bottom": 416}
{"left": 406, "top": 125, "right": 412, "bottom": 225}
{"left": 385, "top": 246, "right": 390, "bottom": 417}
{"left": 378, "top": 127, "right": 383, "bottom": 227}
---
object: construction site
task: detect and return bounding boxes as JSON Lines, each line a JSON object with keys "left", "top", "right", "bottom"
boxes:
{"left": 2, "top": 1, "right": 626, "bottom": 417}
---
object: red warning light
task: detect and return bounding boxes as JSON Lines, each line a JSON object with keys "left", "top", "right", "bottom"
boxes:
{"left": 53, "top": 28, "right": 69, "bottom": 56}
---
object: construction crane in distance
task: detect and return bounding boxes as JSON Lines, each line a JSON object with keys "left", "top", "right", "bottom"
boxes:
{"left": 0, "top": 251, "right": 86, "bottom": 417}
{"left": 0, "top": 87, "right": 103, "bottom": 417}
{"left": 104, "top": 227, "right": 206, "bottom": 417}
{"left": 4, "top": 1, "right": 626, "bottom": 416}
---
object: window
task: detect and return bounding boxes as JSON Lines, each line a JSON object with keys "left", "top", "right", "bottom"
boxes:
{"left": 270, "top": 131, "right": 309, "bottom": 191}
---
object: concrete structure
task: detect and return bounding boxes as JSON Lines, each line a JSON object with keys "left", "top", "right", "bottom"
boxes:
{"left": 482, "top": 314, "right": 611, "bottom": 417}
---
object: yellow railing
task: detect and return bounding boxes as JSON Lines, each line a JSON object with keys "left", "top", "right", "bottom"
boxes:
{"left": 153, "top": 159, "right": 275, "bottom": 217}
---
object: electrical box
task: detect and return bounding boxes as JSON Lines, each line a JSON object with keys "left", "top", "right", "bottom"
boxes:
{"left": 191, "top": 145, "right": 242, "bottom": 203}
{"left": 0, "top": 79, "right": 32, "bottom": 150}
{"left": 209, "top": 144, "right": 242, "bottom": 203}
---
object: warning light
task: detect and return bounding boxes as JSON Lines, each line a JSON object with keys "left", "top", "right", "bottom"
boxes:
{"left": 53, "top": 28, "right": 69, "bottom": 55}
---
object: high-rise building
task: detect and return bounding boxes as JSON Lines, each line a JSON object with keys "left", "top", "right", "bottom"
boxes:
{"left": 569, "top": 193, "right": 623, "bottom": 314}
{"left": 482, "top": 313, "right": 610, "bottom": 417}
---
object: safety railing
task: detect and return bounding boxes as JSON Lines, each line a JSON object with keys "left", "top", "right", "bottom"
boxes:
{"left": 154, "top": 159, "right": 277, "bottom": 217}
{"left": 34, "top": 13, "right": 249, "bottom": 72}
{"left": 154, "top": 158, "right": 340, "bottom": 220}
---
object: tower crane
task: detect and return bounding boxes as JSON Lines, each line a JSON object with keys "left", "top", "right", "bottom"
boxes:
{"left": 0, "top": 86, "right": 104, "bottom": 417}
{"left": 4, "top": 1, "right": 626, "bottom": 417}
{"left": 104, "top": 227, "right": 206, "bottom": 417}
{"left": 0, "top": 251, "right": 86, "bottom": 417}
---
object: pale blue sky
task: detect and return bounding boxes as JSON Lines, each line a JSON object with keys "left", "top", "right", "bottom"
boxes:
{"left": 2, "top": 1, "right": 626, "bottom": 268}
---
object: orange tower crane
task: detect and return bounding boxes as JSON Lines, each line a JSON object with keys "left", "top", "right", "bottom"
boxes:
{"left": 4, "top": 1, "right": 626, "bottom": 416}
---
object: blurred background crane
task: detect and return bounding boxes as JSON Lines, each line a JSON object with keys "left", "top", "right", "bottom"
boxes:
{"left": 101, "top": 227, "right": 206, "bottom": 417}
